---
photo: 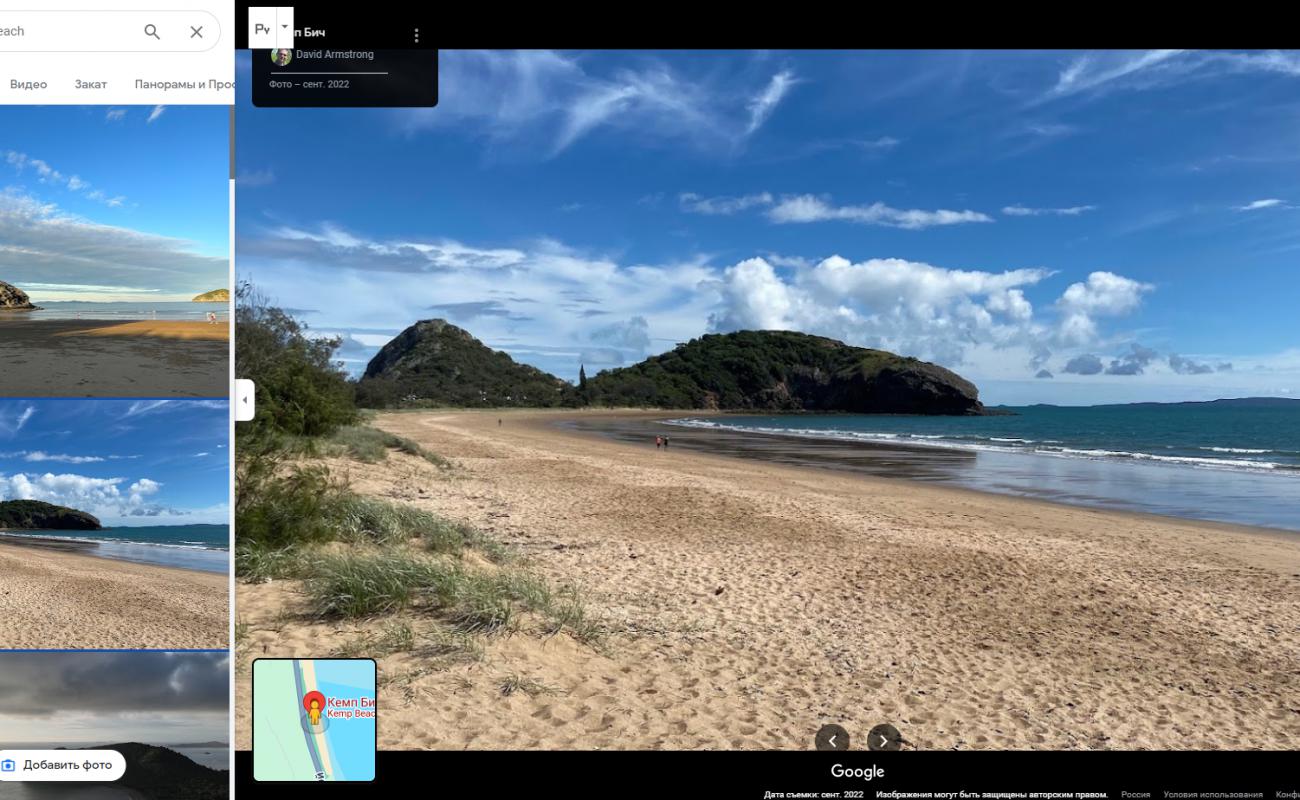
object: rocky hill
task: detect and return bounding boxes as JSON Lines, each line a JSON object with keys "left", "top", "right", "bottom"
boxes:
{"left": 0, "top": 499, "right": 102, "bottom": 530}
{"left": 584, "top": 330, "right": 986, "bottom": 415}
{"left": 356, "top": 322, "right": 986, "bottom": 415}
{"left": 192, "top": 288, "right": 230, "bottom": 302}
{"left": 0, "top": 279, "right": 41, "bottom": 310}
{"left": 356, "top": 319, "right": 572, "bottom": 408}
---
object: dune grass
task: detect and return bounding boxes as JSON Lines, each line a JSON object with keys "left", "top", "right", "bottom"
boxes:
{"left": 236, "top": 458, "right": 510, "bottom": 584}
{"left": 300, "top": 550, "right": 601, "bottom": 644}
{"left": 325, "top": 425, "right": 454, "bottom": 470}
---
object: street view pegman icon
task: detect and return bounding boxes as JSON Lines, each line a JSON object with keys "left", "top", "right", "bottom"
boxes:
{"left": 303, "top": 690, "right": 326, "bottom": 726}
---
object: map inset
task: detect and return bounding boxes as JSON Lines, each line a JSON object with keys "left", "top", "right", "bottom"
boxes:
{"left": 252, "top": 658, "right": 376, "bottom": 781}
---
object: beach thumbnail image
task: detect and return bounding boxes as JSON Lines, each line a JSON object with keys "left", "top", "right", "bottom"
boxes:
{"left": 0, "top": 650, "right": 228, "bottom": 800}
{"left": 0, "top": 105, "right": 229, "bottom": 398}
{"left": 232, "top": 50, "right": 1299, "bottom": 752}
{"left": 0, "top": 398, "right": 229, "bottom": 649}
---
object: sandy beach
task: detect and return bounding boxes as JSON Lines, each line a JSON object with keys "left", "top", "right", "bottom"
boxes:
{"left": 0, "top": 318, "right": 227, "bottom": 397}
{"left": 0, "top": 538, "right": 228, "bottom": 649}
{"left": 235, "top": 409, "right": 1300, "bottom": 750}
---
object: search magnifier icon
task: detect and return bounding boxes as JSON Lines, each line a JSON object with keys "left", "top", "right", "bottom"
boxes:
{"left": 144, "top": 23, "right": 160, "bottom": 39}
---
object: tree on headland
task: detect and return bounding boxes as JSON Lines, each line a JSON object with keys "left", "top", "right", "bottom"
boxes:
{"left": 578, "top": 364, "right": 588, "bottom": 401}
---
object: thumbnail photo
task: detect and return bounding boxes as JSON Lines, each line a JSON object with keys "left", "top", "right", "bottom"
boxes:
{"left": 232, "top": 51, "right": 1300, "bottom": 751}
{"left": 0, "top": 399, "right": 229, "bottom": 649}
{"left": 0, "top": 650, "right": 228, "bottom": 799}
{"left": 0, "top": 106, "right": 229, "bottom": 398}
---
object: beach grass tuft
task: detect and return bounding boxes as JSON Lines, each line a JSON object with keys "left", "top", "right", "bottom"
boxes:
{"left": 299, "top": 549, "right": 599, "bottom": 645}
{"left": 499, "top": 674, "right": 563, "bottom": 698}
{"left": 325, "top": 425, "right": 454, "bottom": 470}
{"left": 303, "top": 551, "right": 462, "bottom": 618}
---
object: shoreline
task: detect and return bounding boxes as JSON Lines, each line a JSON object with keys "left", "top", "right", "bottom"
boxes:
{"left": 237, "top": 408, "right": 1300, "bottom": 750}
{"left": 0, "top": 531, "right": 229, "bottom": 573}
{"left": 552, "top": 409, "right": 1300, "bottom": 536}
{"left": 0, "top": 539, "right": 228, "bottom": 649}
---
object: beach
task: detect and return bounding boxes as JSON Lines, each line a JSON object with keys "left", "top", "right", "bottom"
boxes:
{"left": 235, "top": 409, "right": 1300, "bottom": 750}
{"left": 0, "top": 537, "right": 228, "bottom": 649}
{"left": 0, "top": 318, "right": 228, "bottom": 397}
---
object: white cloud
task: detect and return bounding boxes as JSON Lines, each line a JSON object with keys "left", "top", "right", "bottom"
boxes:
{"left": 767, "top": 194, "right": 994, "bottom": 230}
{"left": 0, "top": 191, "right": 225, "bottom": 301}
{"left": 1003, "top": 204, "right": 1096, "bottom": 217}
{"left": 1056, "top": 271, "right": 1154, "bottom": 345}
{"left": 679, "top": 192, "right": 773, "bottom": 215}
{"left": 147, "top": 105, "right": 165, "bottom": 123}
{"left": 1236, "top": 198, "right": 1286, "bottom": 211}
{"left": 22, "top": 451, "right": 106, "bottom": 464}
{"left": 105, "top": 109, "right": 126, "bottom": 121}
{"left": 0, "top": 472, "right": 180, "bottom": 522}
{"left": 708, "top": 255, "right": 1053, "bottom": 367}
{"left": 5, "top": 150, "right": 125, "bottom": 207}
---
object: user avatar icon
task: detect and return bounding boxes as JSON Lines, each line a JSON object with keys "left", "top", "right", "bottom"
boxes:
{"left": 272, "top": 48, "right": 292, "bottom": 67}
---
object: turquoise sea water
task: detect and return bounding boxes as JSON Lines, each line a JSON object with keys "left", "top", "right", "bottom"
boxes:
{"left": 0, "top": 524, "right": 229, "bottom": 573}
{"left": 659, "top": 402, "right": 1300, "bottom": 531}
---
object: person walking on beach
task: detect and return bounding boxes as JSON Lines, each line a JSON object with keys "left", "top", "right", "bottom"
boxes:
{"left": 663, "top": 435, "right": 670, "bottom": 449}
{"left": 655, "top": 435, "right": 663, "bottom": 449}
{"left": 498, "top": 418, "right": 502, "bottom": 427}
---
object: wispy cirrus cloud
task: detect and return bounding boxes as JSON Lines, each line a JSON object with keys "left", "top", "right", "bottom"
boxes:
{"left": 1003, "top": 204, "right": 1097, "bottom": 217}
{"left": 1038, "top": 50, "right": 1300, "bottom": 104}
{"left": 745, "top": 70, "right": 798, "bottom": 135}
{"left": 391, "top": 51, "right": 797, "bottom": 157}
{"left": 0, "top": 405, "right": 36, "bottom": 437}
{"left": 678, "top": 191, "right": 773, "bottom": 216}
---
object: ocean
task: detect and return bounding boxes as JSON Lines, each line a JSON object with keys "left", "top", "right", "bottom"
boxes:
{"left": 589, "top": 402, "right": 1300, "bottom": 532}
{"left": 3, "top": 301, "right": 226, "bottom": 322}
{"left": 0, "top": 525, "right": 229, "bottom": 573}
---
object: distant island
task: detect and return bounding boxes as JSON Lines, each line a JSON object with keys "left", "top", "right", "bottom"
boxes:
{"left": 1102, "top": 397, "right": 1300, "bottom": 409}
{"left": 0, "top": 499, "right": 102, "bottom": 530}
{"left": 0, "top": 279, "right": 42, "bottom": 310}
{"left": 355, "top": 320, "right": 987, "bottom": 415}
{"left": 1021, "top": 397, "right": 1300, "bottom": 410}
{"left": 192, "top": 288, "right": 230, "bottom": 302}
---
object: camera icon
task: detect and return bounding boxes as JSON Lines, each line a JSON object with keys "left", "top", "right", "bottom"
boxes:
{"left": 1, "top": 758, "right": 16, "bottom": 772}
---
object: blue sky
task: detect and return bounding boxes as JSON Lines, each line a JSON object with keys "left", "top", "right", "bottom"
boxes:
{"left": 235, "top": 50, "right": 1300, "bottom": 405}
{"left": 0, "top": 399, "right": 228, "bottom": 526}
{"left": 1, "top": 105, "right": 228, "bottom": 302}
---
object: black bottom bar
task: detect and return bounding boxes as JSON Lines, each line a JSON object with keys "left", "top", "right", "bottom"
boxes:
{"left": 234, "top": 750, "right": 1300, "bottom": 798}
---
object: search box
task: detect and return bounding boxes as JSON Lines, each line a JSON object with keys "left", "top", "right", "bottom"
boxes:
{"left": 0, "top": 10, "right": 220, "bottom": 52}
